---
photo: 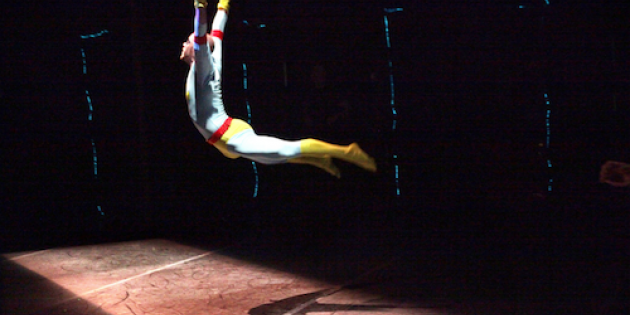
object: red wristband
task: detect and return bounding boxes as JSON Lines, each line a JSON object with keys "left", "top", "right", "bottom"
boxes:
{"left": 194, "top": 34, "right": 208, "bottom": 44}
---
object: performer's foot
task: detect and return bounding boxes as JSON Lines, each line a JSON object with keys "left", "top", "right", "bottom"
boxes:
{"left": 299, "top": 139, "right": 376, "bottom": 173}
{"left": 289, "top": 156, "right": 341, "bottom": 178}
{"left": 320, "top": 155, "right": 341, "bottom": 178}
{"left": 344, "top": 143, "right": 377, "bottom": 172}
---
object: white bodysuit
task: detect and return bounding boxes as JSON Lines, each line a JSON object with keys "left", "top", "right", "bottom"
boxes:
{"left": 185, "top": 10, "right": 303, "bottom": 164}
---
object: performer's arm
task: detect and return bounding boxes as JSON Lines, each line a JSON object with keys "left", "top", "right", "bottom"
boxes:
{"left": 193, "top": 0, "right": 229, "bottom": 81}
{"left": 209, "top": 0, "right": 230, "bottom": 78}
{"left": 192, "top": 4, "right": 212, "bottom": 79}
{"left": 195, "top": 9, "right": 208, "bottom": 37}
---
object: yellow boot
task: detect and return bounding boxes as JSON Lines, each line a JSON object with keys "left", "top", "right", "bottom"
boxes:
{"left": 289, "top": 155, "right": 341, "bottom": 178}
{"left": 300, "top": 139, "right": 377, "bottom": 172}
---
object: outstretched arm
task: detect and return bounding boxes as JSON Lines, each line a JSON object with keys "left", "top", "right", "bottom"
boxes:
{"left": 190, "top": 0, "right": 229, "bottom": 80}
{"left": 193, "top": 0, "right": 229, "bottom": 37}
{"left": 189, "top": 1, "right": 212, "bottom": 80}
{"left": 193, "top": 1, "right": 208, "bottom": 35}
{"left": 209, "top": 0, "right": 229, "bottom": 79}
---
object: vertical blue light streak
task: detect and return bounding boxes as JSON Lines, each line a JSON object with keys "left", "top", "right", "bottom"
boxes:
{"left": 384, "top": 15, "right": 392, "bottom": 49}
{"left": 384, "top": 9, "right": 403, "bottom": 197}
{"left": 86, "top": 90, "right": 93, "bottom": 121}
{"left": 91, "top": 139, "right": 98, "bottom": 177}
{"left": 394, "top": 156, "right": 401, "bottom": 196}
{"left": 243, "top": 63, "right": 259, "bottom": 197}
{"left": 546, "top": 108, "right": 551, "bottom": 148}
{"left": 81, "top": 48, "right": 87, "bottom": 74}
{"left": 81, "top": 29, "right": 109, "bottom": 215}
{"left": 243, "top": 63, "right": 248, "bottom": 90}
{"left": 82, "top": 56, "right": 97, "bottom": 177}
{"left": 544, "top": 93, "right": 553, "bottom": 192}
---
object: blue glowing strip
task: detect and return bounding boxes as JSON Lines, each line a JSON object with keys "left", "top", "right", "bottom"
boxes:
{"left": 81, "top": 49, "right": 87, "bottom": 74}
{"left": 544, "top": 0, "right": 550, "bottom": 5}
{"left": 81, "top": 30, "right": 109, "bottom": 215}
{"left": 544, "top": 93, "right": 553, "bottom": 192}
{"left": 384, "top": 25, "right": 398, "bottom": 131}
{"left": 394, "top": 156, "right": 400, "bottom": 195}
{"left": 251, "top": 162, "right": 259, "bottom": 198}
{"left": 243, "top": 63, "right": 248, "bottom": 90}
{"left": 546, "top": 109, "right": 551, "bottom": 148}
{"left": 80, "top": 30, "right": 109, "bottom": 39}
{"left": 85, "top": 90, "right": 93, "bottom": 120}
{"left": 385, "top": 8, "right": 403, "bottom": 14}
{"left": 384, "top": 15, "right": 392, "bottom": 48}
{"left": 243, "top": 64, "right": 253, "bottom": 124}
{"left": 91, "top": 139, "right": 98, "bottom": 177}
{"left": 243, "top": 63, "right": 259, "bottom": 197}
{"left": 246, "top": 100, "right": 253, "bottom": 125}
{"left": 384, "top": 9, "right": 403, "bottom": 196}
{"left": 389, "top": 69, "right": 397, "bottom": 130}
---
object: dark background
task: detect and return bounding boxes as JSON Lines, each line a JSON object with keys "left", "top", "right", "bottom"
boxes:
{"left": 1, "top": 0, "right": 629, "bottom": 311}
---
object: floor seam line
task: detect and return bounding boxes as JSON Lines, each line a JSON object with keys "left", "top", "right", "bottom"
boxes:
{"left": 79, "top": 251, "right": 213, "bottom": 297}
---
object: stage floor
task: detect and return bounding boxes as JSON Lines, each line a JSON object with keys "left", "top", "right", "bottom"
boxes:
{"left": 0, "top": 236, "right": 623, "bottom": 315}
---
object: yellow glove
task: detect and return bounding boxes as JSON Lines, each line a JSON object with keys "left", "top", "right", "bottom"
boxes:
{"left": 217, "top": 0, "right": 230, "bottom": 11}
{"left": 194, "top": 0, "right": 208, "bottom": 8}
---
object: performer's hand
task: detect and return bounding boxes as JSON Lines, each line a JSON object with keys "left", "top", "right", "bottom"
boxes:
{"left": 217, "top": 0, "right": 230, "bottom": 11}
{"left": 599, "top": 160, "right": 630, "bottom": 187}
{"left": 195, "top": 0, "right": 208, "bottom": 8}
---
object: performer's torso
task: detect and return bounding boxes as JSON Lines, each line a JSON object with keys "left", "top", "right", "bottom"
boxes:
{"left": 186, "top": 59, "right": 229, "bottom": 138}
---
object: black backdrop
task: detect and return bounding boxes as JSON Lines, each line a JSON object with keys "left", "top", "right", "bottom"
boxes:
{"left": 1, "top": 1, "right": 629, "bottom": 257}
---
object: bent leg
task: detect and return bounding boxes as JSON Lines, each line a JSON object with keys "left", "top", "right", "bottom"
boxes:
{"left": 227, "top": 131, "right": 341, "bottom": 177}
{"left": 222, "top": 119, "right": 376, "bottom": 173}
{"left": 226, "top": 129, "right": 302, "bottom": 163}
{"left": 227, "top": 132, "right": 375, "bottom": 173}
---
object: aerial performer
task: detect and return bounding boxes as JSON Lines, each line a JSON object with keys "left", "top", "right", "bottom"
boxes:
{"left": 180, "top": 0, "right": 377, "bottom": 178}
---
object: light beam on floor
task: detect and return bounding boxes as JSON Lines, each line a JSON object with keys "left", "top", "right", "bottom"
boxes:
{"left": 1, "top": 239, "right": 443, "bottom": 315}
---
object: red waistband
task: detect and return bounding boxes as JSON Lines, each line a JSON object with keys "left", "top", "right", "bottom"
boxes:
{"left": 208, "top": 117, "right": 232, "bottom": 144}
{"left": 211, "top": 30, "right": 224, "bottom": 40}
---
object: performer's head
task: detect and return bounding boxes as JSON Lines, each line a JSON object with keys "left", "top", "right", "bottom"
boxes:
{"left": 180, "top": 33, "right": 214, "bottom": 65}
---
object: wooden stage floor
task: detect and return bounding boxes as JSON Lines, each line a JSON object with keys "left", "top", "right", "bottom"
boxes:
{"left": 0, "top": 236, "right": 625, "bottom": 315}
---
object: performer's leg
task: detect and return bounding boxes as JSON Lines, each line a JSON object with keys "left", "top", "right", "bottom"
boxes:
{"left": 226, "top": 126, "right": 376, "bottom": 173}
{"left": 219, "top": 120, "right": 339, "bottom": 176}
{"left": 229, "top": 133, "right": 342, "bottom": 177}
{"left": 226, "top": 129, "right": 302, "bottom": 161}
